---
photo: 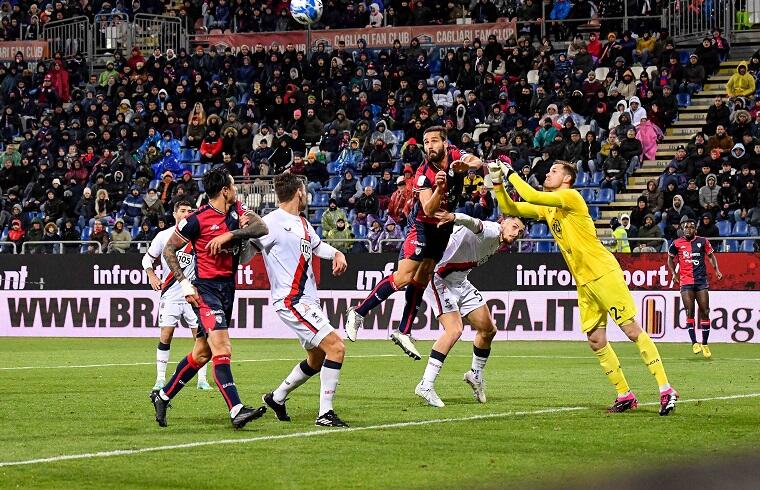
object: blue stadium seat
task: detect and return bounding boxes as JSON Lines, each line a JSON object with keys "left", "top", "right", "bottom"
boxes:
{"left": 723, "top": 240, "right": 739, "bottom": 252}
{"left": 315, "top": 226, "right": 323, "bottom": 238}
{"left": 80, "top": 227, "right": 91, "bottom": 240}
{"left": 180, "top": 149, "right": 198, "bottom": 163}
{"left": 362, "top": 176, "right": 377, "bottom": 188}
{"left": 151, "top": 163, "right": 162, "bottom": 176}
{"left": 353, "top": 223, "right": 367, "bottom": 238}
{"left": 325, "top": 176, "right": 341, "bottom": 191}
{"left": 327, "top": 161, "right": 339, "bottom": 174}
{"left": 679, "top": 51, "right": 691, "bottom": 65}
{"left": 589, "top": 172, "right": 604, "bottom": 187}
{"left": 310, "top": 208, "right": 325, "bottom": 225}
{"left": 312, "top": 193, "right": 329, "bottom": 207}
{"left": 717, "top": 220, "right": 732, "bottom": 236}
{"left": 741, "top": 240, "right": 755, "bottom": 252}
{"left": 750, "top": 226, "right": 759, "bottom": 236}
{"left": 391, "top": 130, "right": 405, "bottom": 142}
{"left": 732, "top": 220, "right": 749, "bottom": 237}
{"left": 392, "top": 160, "right": 403, "bottom": 174}
{"left": 588, "top": 206, "right": 601, "bottom": 221}
{"left": 677, "top": 93, "right": 691, "bottom": 108}
{"left": 658, "top": 220, "right": 666, "bottom": 235}
{"left": 131, "top": 226, "right": 140, "bottom": 239}
{"left": 590, "top": 188, "right": 614, "bottom": 204}
{"left": 579, "top": 189, "right": 593, "bottom": 202}
{"left": 149, "top": 179, "right": 160, "bottom": 190}
{"left": 574, "top": 171, "right": 589, "bottom": 187}
{"left": 531, "top": 223, "right": 550, "bottom": 238}
{"left": 197, "top": 179, "right": 205, "bottom": 193}
{"left": 535, "top": 241, "right": 554, "bottom": 253}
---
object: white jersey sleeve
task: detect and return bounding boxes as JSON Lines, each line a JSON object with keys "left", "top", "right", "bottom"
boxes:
{"left": 152, "top": 227, "right": 196, "bottom": 303}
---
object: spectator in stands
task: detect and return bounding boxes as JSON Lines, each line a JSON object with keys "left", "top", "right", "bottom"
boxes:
{"left": 708, "top": 125, "right": 734, "bottom": 156}
{"left": 7, "top": 217, "right": 24, "bottom": 252}
{"left": 108, "top": 218, "right": 131, "bottom": 253}
{"left": 331, "top": 168, "right": 362, "bottom": 209}
{"left": 156, "top": 171, "right": 176, "bottom": 205}
{"left": 683, "top": 179, "right": 701, "bottom": 211}
{"left": 533, "top": 118, "right": 558, "bottom": 149}
{"left": 680, "top": 54, "right": 706, "bottom": 95}
{"left": 609, "top": 217, "right": 631, "bottom": 253}
{"left": 368, "top": 220, "right": 383, "bottom": 252}
{"left": 326, "top": 217, "right": 353, "bottom": 254}
{"left": 335, "top": 138, "right": 364, "bottom": 174}
{"left": 664, "top": 195, "right": 695, "bottom": 240}
{"left": 92, "top": 189, "right": 113, "bottom": 226}
{"left": 119, "top": 185, "right": 143, "bottom": 228}
{"left": 375, "top": 170, "right": 396, "bottom": 210}
{"left": 718, "top": 160, "right": 736, "bottom": 185}
{"left": 635, "top": 214, "right": 663, "bottom": 252}
{"left": 619, "top": 127, "right": 643, "bottom": 174}
{"left": 600, "top": 146, "right": 627, "bottom": 193}
{"left": 620, "top": 213, "right": 637, "bottom": 238}
{"left": 355, "top": 186, "right": 380, "bottom": 223}
{"left": 747, "top": 199, "right": 760, "bottom": 229}
{"left": 704, "top": 97, "right": 731, "bottom": 136}
{"left": 321, "top": 198, "right": 347, "bottom": 236}
{"left": 24, "top": 217, "right": 43, "bottom": 253}
{"left": 726, "top": 62, "right": 755, "bottom": 100}
{"left": 363, "top": 138, "right": 393, "bottom": 177}
{"left": 141, "top": 188, "right": 164, "bottom": 226}
{"left": 699, "top": 174, "right": 720, "bottom": 216}
{"left": 388, "top": 176, "right": 412, "bottom": 225}
{"left": 60, "top": 219, "right": 80, "bottom": 254}
{"left": 642, "top": 180, "right": 664, "bottom": 220}
{"left": 697, "top": 213, "right": 720, "bottom": 245}
{"left": 134, "top": 220, "right": 156, "bottom": 244}
{"left": 469, "top": 184, "right": 494, "bottom": 220}
{"left": 717, "top": 179, "right": 739, "bottom": 221}
{"left": 378, "top": 217, "right": 403, "bottom": 252}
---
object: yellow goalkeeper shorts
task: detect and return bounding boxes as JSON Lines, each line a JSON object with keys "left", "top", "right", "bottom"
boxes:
{"left": 577, "top": 270, "right": 637, "bottom": 333}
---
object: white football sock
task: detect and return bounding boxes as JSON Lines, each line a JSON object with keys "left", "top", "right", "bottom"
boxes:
{"left": 421, "top": 350, "right": 446, "bottom": 389}
{"left": 273, "top": 361, "right": 316, "bottom": 404}
{"left": 156, "top": 346, "right": 170, "bottom": 381}
{"left": 319, "top": 361, "right": 342, "bottom": 416}
{"left": 197, "top": 363, "right": 208, "bottom": 383}
{"left": 230, "top": 403, "right": 243, "bottom": 418}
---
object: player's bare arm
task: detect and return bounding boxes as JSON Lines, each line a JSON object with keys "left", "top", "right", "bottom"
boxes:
{"left": 207, "top": 212, "right": 269, "bottom": 255}
{"left": 451, "top": 154, "right": 483, "bottom": 173}
{"left": 419, "top": 171, "right": 447, "bottom": 217}
{"left": 163, "top": 231, "right": 199, "bottom": 306}
{"left": 332, "top": 251, "right": 347, "bottom": 276}
{"left": 667, "top": 254, "right": 680, "bottom": 284}
{"left": 141, "top": 252, "right": 162, "bottom": 291}
{"left": 707, "top": 252, "right": 723, "bottom": 280}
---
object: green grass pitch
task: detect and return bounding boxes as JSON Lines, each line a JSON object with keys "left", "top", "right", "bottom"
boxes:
{"left": 1, "top": 338, "right": 759, "bottom": 488}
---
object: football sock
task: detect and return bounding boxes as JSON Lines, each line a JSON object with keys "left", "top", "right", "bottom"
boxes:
{"left": 273, "top": 360, "right": 320, "bottom": 404}
{"left": 594, "top": 343, "right": 630, "bottom": 396}
{"left": 421, "top": 349, "right": 446, "bottom": 389}
{"left": 156, "top": 341, "right": 170, "bottom": 381}
{"left": 319, "top": 359, "right": 342, "bottom": 416}
{"left": 700, "top": 319, "right": 711, "bottom": 345}
{"left": 356, "top": 275, "right": 398, "bottom": 317}
{"left": 399, "top": 281, "right": 426, "bottom": 335}
{"left": 686, "top": 318, "right": 696, "bottom": 344}
{"left": 471, "top": 346, "right": 491, "bottom": 380}
{"left": 161, "top": 352, "right": 200, "bottom": 400}
{"left": 211, "top": 355, "right": 243, "bottom": 412}
{"left": 197, "top": 363, "right": 208, "bottom": 383}
{"left": 634, "top": 331, "right": 669, "bottom": 389}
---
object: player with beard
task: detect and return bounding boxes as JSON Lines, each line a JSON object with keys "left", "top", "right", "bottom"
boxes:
{"left": 667, "top": 216, "right": 723, "bottom": 358}
{"left": 344, "top": 126, "right": 483, "bottom": 359}
{"left": 491, "top": 158, "right": 679, "bottom": 416}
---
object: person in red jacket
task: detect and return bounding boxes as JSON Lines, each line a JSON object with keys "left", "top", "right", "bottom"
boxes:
{"left": 200, "top": 128, "right": 223, "bottom": 164}
{"left": 48, "top": 60, "right": 70, "bottom": 102}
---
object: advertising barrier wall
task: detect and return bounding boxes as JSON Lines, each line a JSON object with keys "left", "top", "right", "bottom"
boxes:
{"left": 1, "top": 253, "right": 759, "bottom": 342}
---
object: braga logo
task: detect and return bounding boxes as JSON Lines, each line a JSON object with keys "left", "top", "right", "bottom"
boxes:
{"left": 551, "top": 218, "right": 562, "bottom": 238}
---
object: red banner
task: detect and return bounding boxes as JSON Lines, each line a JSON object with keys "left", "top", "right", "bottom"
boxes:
{"left": 197, "top": 19, "right": 518, "bottom": 53}
{"left": 0, "top": 41, "right": 49, "bottom": 61}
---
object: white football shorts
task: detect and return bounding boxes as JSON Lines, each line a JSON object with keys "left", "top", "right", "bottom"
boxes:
{"left": 425, "top": 274, "right": 486, "bottom": 319}
{"left": 276, "top": 301, "right": 335, "bottom": 350}
{"left": 158, "top": 301, "right": 199, "bottom": 328}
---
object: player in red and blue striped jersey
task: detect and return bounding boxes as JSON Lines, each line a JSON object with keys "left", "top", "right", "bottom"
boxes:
{"left": 344, "top": 126, "right": 483, "bottom": 360}
{"left": 149, "top": 167, "right": 270, "bottom": 429}
{"left": 667, "top": 216, "right": 723, "bottom": 358}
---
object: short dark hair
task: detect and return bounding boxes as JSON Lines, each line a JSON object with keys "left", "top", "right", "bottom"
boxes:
{"left": 173, "top": 199, "right": 194, "bottom": 212}
{"left": 554, "top": 160, "right": 577, "bottom": 186}
{"left": 202, "top": 167, "right": 232, "bottom": 199}
{"left": 423, "top": 125, "right": 447, "bottom": 141}
{"left": 274, "top": 172, "right": 304, "bottom": 203}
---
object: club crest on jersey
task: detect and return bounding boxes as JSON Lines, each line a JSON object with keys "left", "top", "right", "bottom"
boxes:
{"left": 300, "top": 238, "right": 312, "bottom": 260}
{"left": 415, "top": 246, "right": 422, "bottom": 256}
{"left": 551, "top": 219, "right": 562, "bottom": 238}
{"left": 448, "top": 169, "right": 454, "bottom": 177}
{"left": 231, "top": 210, "right": 238, "bottom": 220}
{"left": 697, "top": 243, "right": 702, "bottom": 248}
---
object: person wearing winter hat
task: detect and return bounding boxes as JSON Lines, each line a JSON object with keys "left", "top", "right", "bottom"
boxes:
{"left": 609, "top": 217, "right": 631, "bottom": 252}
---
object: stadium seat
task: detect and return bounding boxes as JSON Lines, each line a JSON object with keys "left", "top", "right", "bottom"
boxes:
{"left": 578, "top": 124, "right": 592, "bottom": 140}
{"left": 535, "top": 241, "right": 554, "bottom": 253}
{"left": 594, "top": 67, "right": 609, "bottom": 80}
{"left": 717, "top": 220, "right": 732, "bottom": 236}
{"left": 723, "top": 240, "right": 739, "bottom": 252}
{"left": 530, "top": 223, "right": 550, "bottom": 238}
{"left": 362, "top": 176, "right": 377, "bottom": 188}
{"left": 180, "top": 149, "right": 198, "bottom": 163}
{"left": 131, "top": 226, "right": 139, "bottom": 239}
{"left": 353, "top": 223, "right": 367, "bottom": 238}
{"left": 324, "top": 176, "right": 341, "bottom": 191}
{"left": 741, "top": 240, "right": 755, "bottom": 252}
{"left": 315, "top": 226, "right": 323, "bottom": 238}
{"left": 574, "top": 171, "right": 589, "bottom": 187}
{"left": 732, "top": 220, "right": 749, "bottom": 237}
{"left": 658, "top": 220, "right": 666, "bottom": 235}
{"left": 310, "top": 208, "right": 325, "bottom": 225}
{"left": 391, "top": 130, "right": 405, "bottom": 142}
{"left": 589, "top": 188, "right": 614, "bottom": 204}
{"left": 750, "top": 226, "right": 759, "bottom": 236}
{"left": 579, "top": 189, "right": 593, "bottom": 202}
{"left": 588, "top": 206, "right": 601, "bottom": 220}
{"left": 679, "top": 51, "right": 691, "bottom": 65}
{"left": 327, "top": 161, "right": 339, "bottom": 174}
{"left": 589, "top": 172, "right": 604, "bottom": 187}
{"left": 80, "top": 227, "right": 91, "bottom": 241}
{"left": 630, "top": 66, "right": 644, "bottom": 79}
{"left": 149, "top": 179, "right": 160, "bottom": 190}
{"left": 526, "top": 69, "right": 539, "bottom": 85}
{"left": 312, "top": 193, "right": 329, "bottom": 207}
{"left": 677, "top": 93, "right": 691, "bottom": 107}
{"left": 645, "top": 66, "right": 659, "bottom": 79}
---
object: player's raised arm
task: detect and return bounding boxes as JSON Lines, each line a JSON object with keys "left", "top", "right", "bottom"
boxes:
{"left": 419, "top": 172, "right": 447, "bottom": 217}
{"left": 207, "top": 211, "right": 269, "bottom": 255}
{"left": 489, "top": 162, "right": 542, "bottom": 219}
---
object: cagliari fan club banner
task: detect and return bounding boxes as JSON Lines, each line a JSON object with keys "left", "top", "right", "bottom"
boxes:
{"left": 1, "top": 253, "right": 759, "bottom": 343}
{"left": 198, "top": 20, "right": 517, "bottom": 53}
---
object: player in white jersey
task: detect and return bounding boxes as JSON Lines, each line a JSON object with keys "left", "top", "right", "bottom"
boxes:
{"left": 238, "top": 173, "right": 350, "bottom": 427}
{"left": 414, "top": 211, "right": 525, "bottom": 407}
{"left": 142, "top": 200, "right": 210, "bottom": 391}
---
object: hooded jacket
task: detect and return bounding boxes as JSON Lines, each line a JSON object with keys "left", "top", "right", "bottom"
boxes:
{"left": 643, "top": 180, "right": 664, "bottom": 212}
{"left": 637, "top": 213, "right": 663, "bottom": 248}
{"left": 636, "top": 119, "right": 663, "bottom": 160}
{"left": 626, "top": 96, "right": 647, "bottom": 127}
{"left": 699, "top": 174, "right": 720, "bottom": 209}
{"left": 727, "top": 62, "right": 756, "bottom": 97}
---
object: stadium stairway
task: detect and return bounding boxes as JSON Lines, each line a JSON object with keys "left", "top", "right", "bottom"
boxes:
{"left": 594, "top": 58, "right": 741, "bottom": 238}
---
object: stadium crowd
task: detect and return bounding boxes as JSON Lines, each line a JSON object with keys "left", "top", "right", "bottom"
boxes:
{"left": 0, "top": 0, "right": 756, "bottom": 254}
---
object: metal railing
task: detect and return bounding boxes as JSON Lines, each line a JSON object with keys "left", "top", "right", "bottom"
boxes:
{"left": 0, "top": 241, "right": 18, "bottom": 254}
{"left": 20, "top": 241, "right": 103, "bottom": 254}
{"left": 517, "top": 237, "right": 670, "bottom": 252}
{"left": 665, "top": 0, "right": 734, "bottom": 43}
{"left": 323, "top": 238, "right": 372, "bottom": 252}
{"left": 133, "top": 14, "right": 187, "bottom": 55}
{"left": 713, "top": 236, "right": 760, "bottom": 252}
{"left": 109, "top": 240, "right": 152, "bottom": 253}
{"left": 42, "top": 16, "right": 92, "bottom": 62}
{"left": 236, "top": 175, "right": 308, "bottom": 215}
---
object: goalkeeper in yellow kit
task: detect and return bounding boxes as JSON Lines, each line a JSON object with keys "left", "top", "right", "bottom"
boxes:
{"left": 490, "top": 159, "right": 678, "bottom": 415}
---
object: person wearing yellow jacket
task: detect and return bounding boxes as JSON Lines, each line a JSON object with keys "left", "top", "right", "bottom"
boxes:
{"left": 609, "top": 217, "right": 631, "bottom": 253}
{"left": 726, "top": 62, "right": 756, "bottom": 98}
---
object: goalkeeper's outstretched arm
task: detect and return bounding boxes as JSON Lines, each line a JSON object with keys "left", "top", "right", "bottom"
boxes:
{"left": 504, "top": 168, "right": 565, "bottom": 209}
{"left": 489, "top": 162, "right": 543, "bottom": 219}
